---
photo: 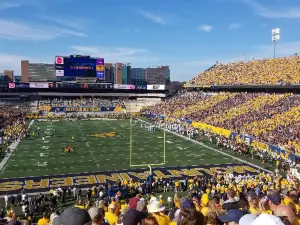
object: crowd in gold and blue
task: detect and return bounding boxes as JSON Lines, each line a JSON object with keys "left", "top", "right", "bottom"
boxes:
{"left": 1, "top": 56, "right": 300, "bottom": 225}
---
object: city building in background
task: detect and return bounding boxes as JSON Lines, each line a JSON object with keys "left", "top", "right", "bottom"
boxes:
{"left": 3, "top": 70, "right": 14, "bottom": 82}
{"left": 146, "top": 66, "right": 170, "bottom": 85}
{"left": 122, "top": 65, "right": 128, "bottom": 84}
{"left": 8, "top": 58, "right": 171, "bottom": 86}
{"left": 114, "top": 63, "right": 123, "bottom": 84}
{"left": 131, "top": 68, "right": 147, "bottom": 86}
{"left": 21, "top": 60, "right": 55, "bottom": 82}
{"left": 0, "top": 70, "right": 15, "bottom": 82}
{"left": 104, "top": 63, "right": 114, "bottom": 83}
{"left": 121, "top": 64, "right": 132, "bottom": 84}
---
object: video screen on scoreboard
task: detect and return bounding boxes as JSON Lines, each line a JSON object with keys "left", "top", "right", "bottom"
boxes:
{"left": 55, "top": 55, "right": 104, "bottom": 79}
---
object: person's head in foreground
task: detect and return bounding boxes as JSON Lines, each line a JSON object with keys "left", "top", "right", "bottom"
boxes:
{"left": 268, "top": 191, "right": 281, "bottom": 212}
{"left": 141, "top": 216, "right": 159, "bottom": 225}
{"left": 88, "top": 207, "right": 105, "bottom": 225}
{"left": 218, "top": 209, "right": 247, "bottom": 225}
{"left": 239, "top": 213, "right": 292, "bottom": 225}
{"left": 58, "top": 207, "right": 91, "bottom": 225}
{"left": 179, "top": 208, "right": 205, "bottom": 225}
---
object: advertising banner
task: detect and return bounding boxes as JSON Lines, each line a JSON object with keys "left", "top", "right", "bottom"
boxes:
{"left": 114, "top": 84, "right": 135, "bottom": 90}
{"left": 29, "top": 82, "right": 49, "bottom": 88}
{"left": 55, "top": 70, "right": 64, "bottom": 77}
{"left": 10, "top": 83, "right": 30, "bottom": 89}
{"left": 96, "top": 58, "right": 104, "bottom": 79}
{"left": 8, "top": 83, "right": 15, "bottom": 89}
{"left": 147, "top": 85, "right": 165, "bottom": 90}
{"left": 135, "top": 85, "right": 147, "bottom": 90}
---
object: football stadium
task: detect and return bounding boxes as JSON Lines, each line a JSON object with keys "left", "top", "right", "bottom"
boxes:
{"left": 1, "top": 55, "right": 299, "bottom": 225}
{"left": 1, "top": 8, "right": 300, "bottom": 225}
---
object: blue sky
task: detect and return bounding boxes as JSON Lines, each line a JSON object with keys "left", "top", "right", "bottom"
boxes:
{"left": 0, "top": 0, "right": 300, "bottom": 81}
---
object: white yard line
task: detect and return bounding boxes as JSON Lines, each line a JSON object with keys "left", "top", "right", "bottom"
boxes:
{"left": 80, "top": 124, "right": 100, "bottom": 170}
{"left": 137, "top": 119, "right": 272, "bottom": 173}
{"left": 0, "top": 120, "right": 35, "bottom": 173}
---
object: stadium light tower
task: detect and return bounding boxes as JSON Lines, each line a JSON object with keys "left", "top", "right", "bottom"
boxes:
{"left": 272, "top": 28, "right": 280, "bottom": 58}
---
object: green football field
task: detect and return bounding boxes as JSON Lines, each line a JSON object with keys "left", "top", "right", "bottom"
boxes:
{"left": 0, "top": 119, "right": 265, "bottom": 179}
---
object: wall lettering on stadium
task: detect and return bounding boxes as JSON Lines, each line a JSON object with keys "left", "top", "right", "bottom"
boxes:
{"left": 0, "top": 164, "right": 262, "bottom": 194}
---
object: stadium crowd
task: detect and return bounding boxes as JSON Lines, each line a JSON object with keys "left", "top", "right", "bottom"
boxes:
{"left": 0, "top": 106, "right": 27, "bottom": 153}
{"left": 143, "top": 91, "right": 300, "bottom": 155}
{"left": 2, "top": 169, "right": 300, "bottom": 225}
{"left": 188, "top": 56, "right": 300, "bottom": 85}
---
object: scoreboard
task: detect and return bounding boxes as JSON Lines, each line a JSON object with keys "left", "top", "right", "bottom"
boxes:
{"left": 55, "top": 55, "right": 104, "bottom": 79}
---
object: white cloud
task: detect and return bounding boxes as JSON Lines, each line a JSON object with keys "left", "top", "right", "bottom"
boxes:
{"left": 197, "top": 24, "right": 214, "bottom": 32}
{"left": 137, "top": 10, "right": 167, "bottom": 25}
{"left": 0, "top": 2, "right": 21, "bottom": 10}
{"left": 0, "top": 19, "right": 86, "bottom": 41}
{"left": 69, "top": 46, "right": 159, "bottom": 65}
{"left": 39, "top": 16, "right": 89, "bottom": 30}
{"left": 229, "top": 23, "right": 241, "bottom": 29}
{"left": 243, "top": 0, "right": 300, "bottom": 19}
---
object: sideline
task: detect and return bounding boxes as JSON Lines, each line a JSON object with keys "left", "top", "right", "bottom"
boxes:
{"left": 137, "top": 118, "right": 272, "bottom": 174}
{"left": 0, "top": 120, "right": 35, "bottom": 172}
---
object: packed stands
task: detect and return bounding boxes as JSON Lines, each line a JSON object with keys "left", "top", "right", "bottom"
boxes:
{"left": 0, "top": 106, "right": 27, "bottom": 153}
{"left": 144, "top": 92, "right": 300, "bottom": 155}
{"left": 2, "top": 168, "right": 300, "bottom": 225}
{"left": 189, "top": 56, "right": 300, "bottom": 85}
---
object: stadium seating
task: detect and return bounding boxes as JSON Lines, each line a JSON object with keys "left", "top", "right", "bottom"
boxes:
{"left": 145, "top": 92, "right": 300, "bottom": 154}
{"left": 188, "top": 56, "right": 300, "bottom": 85}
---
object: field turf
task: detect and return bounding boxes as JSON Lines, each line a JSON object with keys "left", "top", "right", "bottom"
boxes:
{"left": 0, "top": 119, "right": 251, "bottom": 179}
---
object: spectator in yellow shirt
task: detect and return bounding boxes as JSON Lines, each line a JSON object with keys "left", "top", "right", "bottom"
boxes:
{"left": 105, "top": 205, "right": 118, "bottom": 225}
{"left": 37, "top": 212, "right": 49, "bottom": 225}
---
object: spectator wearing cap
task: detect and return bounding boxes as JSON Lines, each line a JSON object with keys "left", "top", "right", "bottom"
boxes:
{"left": 268, "top": 191, "right": 281, "bottom": 213}
{"left": 218, "top": 209, "right": 247, "bottom": 225}
{"left": 88, "top": 207, "right": 109, "bottom": 225}
{"left": 60, "top": 207, "right": 91, "bottom": 225}
{"left": 105, "top": 204, "right": 118, "bottom": 225}
{"left": 148, "top": 200, "right": 170, "bottom": 225}
{"left": 123, "top": 197, "right": 143, "bottom": 225}
{"left": 38, "top": 212, "right": 49, "bottom": 225}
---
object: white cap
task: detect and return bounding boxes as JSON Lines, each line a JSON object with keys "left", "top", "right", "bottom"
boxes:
{"left": 252, "top": 214, "right": 284, "bottom": 225}
{"left": 239, "top": 214, "right": 257, "bottom": 225}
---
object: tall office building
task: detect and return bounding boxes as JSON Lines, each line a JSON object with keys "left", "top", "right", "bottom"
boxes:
{"left": 21, "top": 60, "right": 55, "bottom": 82}
{"left": 131, "top": 68, "right": 146, "bottom": 86}
{"left": 114, "top": 63, "right": 123, "bottom": 84}
{"left": 104, "top": 63, "right": 114, "bottom": 83}
{"left": 122, "top": 66, "right": 128, "bottom": 84}
{"left": 146, "top": 66, "right": 170, "bottom": 85}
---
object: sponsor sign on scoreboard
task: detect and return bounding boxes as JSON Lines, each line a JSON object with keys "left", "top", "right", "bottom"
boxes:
{"left": 147, "top": 85, "right": 165, "bottom": 90}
